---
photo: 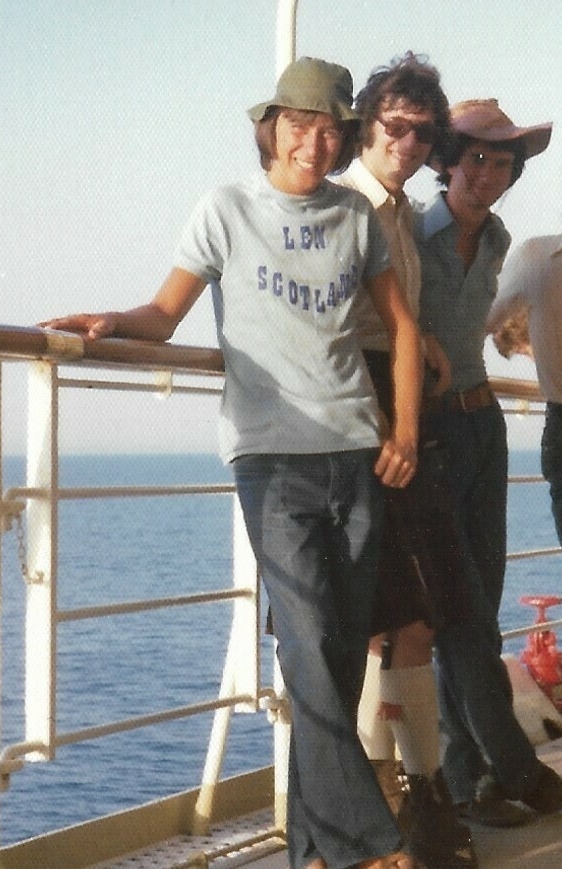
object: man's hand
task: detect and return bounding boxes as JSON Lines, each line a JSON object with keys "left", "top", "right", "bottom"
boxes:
{"left": 492, "top": 309, "right": 533, "bottom": 359}
{"left": 374, "top": 438, "right": 417, "bottom": 488}
{"left": 39, "top": 313, "right": 117, "bottom": 341}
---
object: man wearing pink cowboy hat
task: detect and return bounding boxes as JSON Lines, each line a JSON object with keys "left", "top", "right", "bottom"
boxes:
{"left": 416, "top": 99, "right": 562, "bottom": 826}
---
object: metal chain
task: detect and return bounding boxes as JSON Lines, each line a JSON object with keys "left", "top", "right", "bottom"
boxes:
{"left": 1, "top": 501, "right": 42, "bottom": 584}
{"left": 15, "top": 511, "right": 30, "bottom": 582}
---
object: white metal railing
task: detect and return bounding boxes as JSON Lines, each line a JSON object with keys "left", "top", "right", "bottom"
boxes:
{"left": 493, "top": 381, "right": 562, "bottom": 639}
{"left": 0, "top": 326, "right": 291, "bottom": 839}
{"left": 1, "top": 323, "right": 562, "bottom": 846}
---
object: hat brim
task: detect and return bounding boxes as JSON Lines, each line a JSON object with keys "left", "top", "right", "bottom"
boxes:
{"left": 247, "top": 98, "right": 358, "bottom": 123}
{"left": 429, "top": 122, "right": 553, "bottom": 174}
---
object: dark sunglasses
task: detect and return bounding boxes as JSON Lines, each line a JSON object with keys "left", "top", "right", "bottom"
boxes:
{"left": 377, "top": 116, "right": 438, "bottom": 145}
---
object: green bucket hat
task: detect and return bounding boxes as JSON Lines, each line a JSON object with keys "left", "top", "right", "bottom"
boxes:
{"left": 247, "top": 56, "right": 357, "bottom": 123}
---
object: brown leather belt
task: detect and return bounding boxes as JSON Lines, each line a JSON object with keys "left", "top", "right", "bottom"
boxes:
{"left": 424, "top": 382, "right": 495, "bottom": 414}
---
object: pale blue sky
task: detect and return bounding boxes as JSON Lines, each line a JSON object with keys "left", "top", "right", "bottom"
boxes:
{"left": 2, "top": 0, "right": 559, "bottom": 453}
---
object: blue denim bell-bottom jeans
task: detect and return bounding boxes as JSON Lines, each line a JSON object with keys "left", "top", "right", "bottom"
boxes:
{"left": 233, "top": 451, "right": 402, "bottom": 869}
{"left": 426, "top": 402, "right": 541, "bottom": 803}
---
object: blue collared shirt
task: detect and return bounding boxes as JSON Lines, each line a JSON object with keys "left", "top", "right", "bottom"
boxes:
{"left": 418, "top": 192, "right": 511, "bottom": 392}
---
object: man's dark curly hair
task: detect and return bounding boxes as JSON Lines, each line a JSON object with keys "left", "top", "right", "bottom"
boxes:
{"left": 354, "top": 51, "right": 450, "bottom": 155}
{"left": 434, "top": 133, "right": 527, "bottom": 188}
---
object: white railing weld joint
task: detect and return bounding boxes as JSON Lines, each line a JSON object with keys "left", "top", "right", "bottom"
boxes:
{"left": 0, "top": 741, "right": 47, "bottom": 791}
{"left": 0, "top": 496, "right": 26, "bottom": 532}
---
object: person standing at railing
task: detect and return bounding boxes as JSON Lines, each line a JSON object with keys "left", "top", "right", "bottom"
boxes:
{"left": 336, "top": 53, "right": 477, "bottom": 869}
{"left": 40, "top": 57, "right": 423, "bottom": 869}
{"left": 416, "top": 99, "right": 562, "bottom": 825}
{"left": 487, "top": 237, "right": 562, "bottom": 548}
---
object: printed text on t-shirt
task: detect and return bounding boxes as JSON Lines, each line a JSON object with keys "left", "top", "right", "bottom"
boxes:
{"left": 256, "top": 224, "right": 358, "bottom": 312}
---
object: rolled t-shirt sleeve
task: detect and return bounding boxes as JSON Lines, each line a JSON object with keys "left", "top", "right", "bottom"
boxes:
{"left": 174, "top": 189, "right": 226, "bottom": 282}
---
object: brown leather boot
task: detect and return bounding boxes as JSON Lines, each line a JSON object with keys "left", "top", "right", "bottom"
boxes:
{"left": 371, "top": 760, "right": 407, "bottom": 819}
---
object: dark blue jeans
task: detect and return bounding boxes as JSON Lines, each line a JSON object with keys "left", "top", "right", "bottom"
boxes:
{"left": 425, "top": 402, "right": 541, "bottom": 803}
{"left": 541, "top": 402, "right": 562, "bottom": 546}
{"left": 233, "top": 451, "right": 402, "bottom": 869}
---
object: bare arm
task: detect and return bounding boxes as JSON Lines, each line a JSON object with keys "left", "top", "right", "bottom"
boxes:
{"left": 40, "top": 268, "right": 207, "bottom": 342}
{"left": 366, "top": 267, "right": 423, "bottom": 488}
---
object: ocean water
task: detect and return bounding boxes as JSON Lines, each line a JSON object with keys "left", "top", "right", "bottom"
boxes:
{"left": 0, "top": 450, "right": 560, "bottom": 846}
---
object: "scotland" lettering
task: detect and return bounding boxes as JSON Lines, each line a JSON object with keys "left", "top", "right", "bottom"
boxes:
{"left": 257, "top": 265, "right": 358, "bottom": 311}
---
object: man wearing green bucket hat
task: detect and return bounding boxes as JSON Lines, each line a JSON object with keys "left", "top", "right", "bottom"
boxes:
{"left": 41, "top": 57, "right": 422, "bottom": 869}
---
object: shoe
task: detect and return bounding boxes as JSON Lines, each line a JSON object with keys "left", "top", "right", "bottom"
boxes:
{"left": 407, "top": 772, "right": 478, "bottom": 868}
{"left": 432, "top": 769, "right": 473, "bottom": 847}
{"left": 522, "top": 761, "right": 562, "bottom": 814}
{"left": 456, "top": 774, "right": 534, "bottom": 828}
{"left": 372, "top": 760, "right": 408, "bottom": 819}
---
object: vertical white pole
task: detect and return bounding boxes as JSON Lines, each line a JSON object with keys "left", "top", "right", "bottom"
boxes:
{"left": 276, "top": 0, "right": 299, "bottom": 78}
{"left": 24, "top": 361, "right": 59, "bottom": 761}
{"left": 193, "top": 493, "right": 259, "bottom": 834}
{"left": 271, "top": 2, "right": 299, "bottom": 829}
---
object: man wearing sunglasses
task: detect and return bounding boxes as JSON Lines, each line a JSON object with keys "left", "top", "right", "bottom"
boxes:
{"left": 337, "top": 54, "right": 480, "bottom": 869}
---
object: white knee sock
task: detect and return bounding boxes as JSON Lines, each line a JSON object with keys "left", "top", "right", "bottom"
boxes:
{"left": 379, "top": 663, "right": 441, "bottom": 778}
{"left": 358, "top": 652, "right": 396, "bottom": 760}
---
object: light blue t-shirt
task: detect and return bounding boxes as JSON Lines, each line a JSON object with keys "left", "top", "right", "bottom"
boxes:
{"left": 418, "top": 192, "right": 511, "bottom": 392}
{"left": 174, "top": 172, "right": 391, "bottom": 462}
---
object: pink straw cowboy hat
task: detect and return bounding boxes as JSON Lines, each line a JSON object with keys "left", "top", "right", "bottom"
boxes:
{"left": 450, "top": 99, "right": 552, "bottom": 157}
{"left": 431, "top": 98, "right": 552, "bottom": 172}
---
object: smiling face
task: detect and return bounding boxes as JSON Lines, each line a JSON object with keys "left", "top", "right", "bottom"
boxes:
{"left": 267, "top": 110, "right": 344, "bottom": 195}
{"left": 447, "top": 140, "right": 515, "bottom": 212}
{"left": 361, "top": 97, "right": 437, "bottom": 195}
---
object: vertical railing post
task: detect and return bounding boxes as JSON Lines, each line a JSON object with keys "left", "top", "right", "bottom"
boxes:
{"left": 232, "top": 494, "right": 260, "bottom": 707}
{"left": 272, "top": 655, "right": 290, "bottom": 831}
{"left": 24, "top": 361, "right": 59, "bottom": 761}
{"left": 193, "top": 492, "right": 259, "bottom": 834}
{"left": 276, "top": 0, "right": 299, "bottom": 78}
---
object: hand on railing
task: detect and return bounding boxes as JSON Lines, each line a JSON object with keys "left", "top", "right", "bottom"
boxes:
{"left": 38, "top": 312, "right": 119, "bottom": 341}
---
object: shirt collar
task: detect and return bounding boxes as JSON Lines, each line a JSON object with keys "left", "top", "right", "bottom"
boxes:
{"left": 346, "top": 158, "right": 400, "bottom": 210}
{"left": 422, "top": 192, "right": 455, "bottom": 239}
{"left": 422, "top": 191, "right": 511, "bottom": 255}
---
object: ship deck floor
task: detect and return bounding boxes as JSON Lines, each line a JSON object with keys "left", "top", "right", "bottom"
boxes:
{"left": 94, "top": 737, "right": 562, "bottom": 869}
